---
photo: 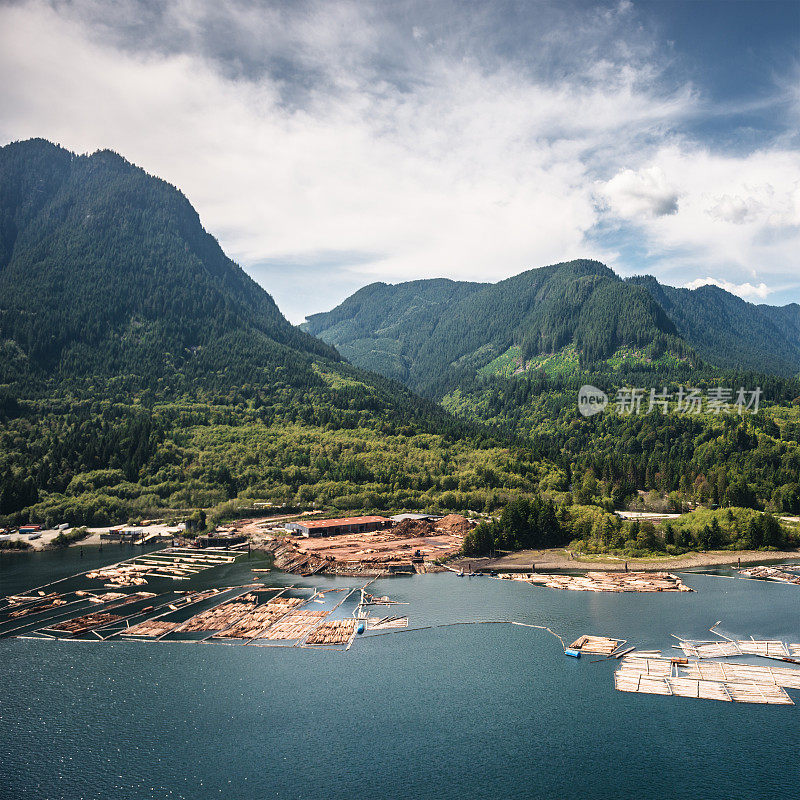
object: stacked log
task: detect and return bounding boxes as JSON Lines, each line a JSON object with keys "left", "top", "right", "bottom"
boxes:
{"left": 215, "top": 597, "right": 304, "bottom": 639}
{"left": 260, "top": 608, "right": 328, "bottom": 640}
{"left": 176, "top": 601, "right": 256, "bottom": 632}
{"left": 499, "top": 571, "right": 692, "bottom": 593}
{"left": 305, "top": 619, "right": 357, "bottom": 645}
{"left": 52, "top": 611, "right": 122, "bottom": 634}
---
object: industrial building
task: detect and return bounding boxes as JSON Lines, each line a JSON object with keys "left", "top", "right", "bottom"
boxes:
{"left": 285, "top": 516, "right": 390, "bottom": 537}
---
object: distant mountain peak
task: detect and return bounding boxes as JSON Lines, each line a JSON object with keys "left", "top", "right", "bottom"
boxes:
{"left": 0, "top": 138, "right": 339, "bottom": 387}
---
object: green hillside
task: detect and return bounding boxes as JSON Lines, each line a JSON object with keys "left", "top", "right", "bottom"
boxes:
{"left": 627, "top": 275, "right": 800, "bottom": 376}
{"left": 303, "top": 278, "right": 484, "bottom": 382}
{"left": 307, "top": 260, "right": 692, "bottom": 397}
{"left": 3, "top": 138, "right": 799, "bottom": 554}
{"left": 0, "top": 138, "right": 339, "bottom": 392}
{"left": 0, "top": 139, "right": 554, "bottom": 526}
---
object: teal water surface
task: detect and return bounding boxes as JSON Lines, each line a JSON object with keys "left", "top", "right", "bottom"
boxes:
{"left": 1, "top": 549, "right": 799, "bottom": 799}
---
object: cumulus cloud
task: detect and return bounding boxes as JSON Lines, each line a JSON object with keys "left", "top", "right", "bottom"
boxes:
{"left": 684, "top": 277, "right": 772, "bottom": 301}
{"left": 610, "top": 147, "right": 800, "bottom": 291}
{"left": 0, "top": 0, "right": 797, "bottom": 320}
{"left": 707, "top": 194, "right": 764, "bottom": 225}
{"left": 601, "top": 166, "right": 679, "bottom": 219}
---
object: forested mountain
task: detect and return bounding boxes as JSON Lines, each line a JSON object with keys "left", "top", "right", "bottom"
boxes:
{"left": 0, "top": 139, "right": 551, "bottom": 527}
{"left": 2, "top": 138, "right": 799, "bottom": 554}
{"left": 627, "top": 276, "right": 800, "bottom": 376}
{"left": 0, "top": 138, "right": 340, "bottom": 392}
{"left": 306, "top": 260, "right": 691, "bottom": 396}
{"left": 303, "top": 278, "right": 484, "bottom": 382}
{"left": 307, "top": 262, "right": 800, "bottom": 397}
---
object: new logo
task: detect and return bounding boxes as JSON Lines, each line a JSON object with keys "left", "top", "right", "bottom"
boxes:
{"left": 578, "top": 385, "right": 608, "bottom": 417}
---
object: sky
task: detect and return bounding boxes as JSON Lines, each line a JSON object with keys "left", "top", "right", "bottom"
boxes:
{"left": 0, "top": 0, "right": 798, "bottom": 323}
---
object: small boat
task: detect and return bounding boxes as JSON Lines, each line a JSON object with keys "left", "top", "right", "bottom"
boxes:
{"left": 564, "top": 648, "right": 582, "bottom": 658}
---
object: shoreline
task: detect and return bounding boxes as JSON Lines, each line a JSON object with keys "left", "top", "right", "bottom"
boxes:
{"left": 451, "top": 547, "right": 800, "bottom": 573}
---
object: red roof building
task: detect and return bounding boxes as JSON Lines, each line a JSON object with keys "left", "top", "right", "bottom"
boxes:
{"left": 285, "top": 516, "right": 390, "bottom": 537}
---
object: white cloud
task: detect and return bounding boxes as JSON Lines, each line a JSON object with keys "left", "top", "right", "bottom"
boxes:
{"left": 707, "top": 194, "right": 764, "bottom": 225}
{"left": 608, "top": 146, "right": 800, "bottom": 291}
{"left": 683, "top": 277, "right": 772, "bottom": 301}
{"left": 0, "top": 1, "right": 797, "bottom": 321}
{"left": 601, "top": 166, "right": 679, "bottom": 219}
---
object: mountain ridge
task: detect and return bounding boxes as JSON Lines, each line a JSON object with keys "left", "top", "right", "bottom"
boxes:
{"left": 305, "top": 259, "right": 695, "bottom": 396}
{"left": 306, "top": 261, "right": 800, "bottom": 395}
{"left": 0, "top": 137, "right": 342, "bottom": 390}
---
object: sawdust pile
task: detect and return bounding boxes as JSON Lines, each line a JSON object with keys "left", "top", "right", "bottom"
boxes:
{"left": 434, "top": 514, "right": 474, "bottom": 537}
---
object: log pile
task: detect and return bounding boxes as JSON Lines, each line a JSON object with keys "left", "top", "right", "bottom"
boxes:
{"left": 305, "top": 619, "right": 357, "bottom": 645}
{"left": 500, "top": 571, "right": 693, "bottom": 593}
{"left": 52, "top": 611, "right": 123, "bottom": 634}
{"left": 121, "top": 619, "right": 179, "bottom": 638}
{"left": 216, "top": 597, "right": 304, "bottom": 639}
{"left": 266, "top": 541, "right": 329, "bottom": 576}
{"left": 738, "top": 565, "right": 800, "bottom": 585}
{"left": 260, "top": 608, "right": 328, "bottom": 640}
{"left": 569, "top": 635, "right": 624, "bottom": 655}
{"left": 176, "top": 601, "right": 256, "bottom": 632}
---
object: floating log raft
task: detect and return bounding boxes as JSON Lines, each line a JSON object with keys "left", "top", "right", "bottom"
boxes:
{"left": 175, "top": 600, "right": 256, "bottom": 633}
{"left": 259, "top": 608, "right": 328, "bottom": 640}
{"left": 618, "top": 656, "right": 674, "bottom": 675}
{"left": 739, "top": 640, "right": 791, "bottom": 657}
{"left": 678, "top": 640, "right": 743, "bottom": 658}
{"left": 121, "top": 619, "right": 179, "bottom": 638}
{"left": 6, "top": 593, "right": 68, "bottom": 617}
{"left": 678, "top": 638, "right": 792, "bottom": 658}
{"left": 614, "top": 664, "right": 794, "bottom": 704}
{"left": 569, "top": 635, "right": 625, "bottom": 655}
{"left": 214, "top": 597, "right": 304, "bottom": 639}
{"left": 366, "top": 615, "right": 409, "bottom": 631}
{"left": 51, "top": 611, "right": 123, "bottom": 635}
{"left": 305, "top": 619, "right": 357, "bottom": 645}
{"left": 738, "top": 566, "right": 800, "bottom": 585}
{"left": 498, "top": 571, "right": 693, "bottom": 593}
{"left": 84, "top": 546, "right": 241, "bottom": 587}
{"left": 681, "top": 661, "right": 800, "bottom": 689}
{"left": 85, "top": 564, "right": 150, "bottom": 587}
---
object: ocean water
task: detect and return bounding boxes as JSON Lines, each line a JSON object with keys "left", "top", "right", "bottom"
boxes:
{"left": 1, "top": 549, "right": 799, "bottom": 800}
